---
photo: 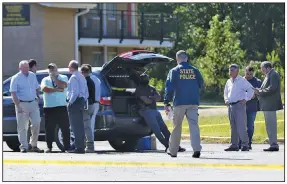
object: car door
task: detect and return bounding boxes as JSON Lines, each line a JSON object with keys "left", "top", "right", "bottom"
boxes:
{"left": 3, "top": 79, "right": 18, "bottom": 133}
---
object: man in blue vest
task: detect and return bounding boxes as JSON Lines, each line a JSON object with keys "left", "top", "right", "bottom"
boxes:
{"left": 164, "top": 50, "right": 204, "bottom": 158}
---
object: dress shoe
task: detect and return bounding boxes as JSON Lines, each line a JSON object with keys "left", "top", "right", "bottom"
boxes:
{"left": 45, "top": 148, "right": 52, "bottom": 153}
{"left": 85, "top": 149, "right": 95, "bottom": 153}
{"left": 67, "top": 149, "right": 85, "bottom": 154}
{"left": 20, "top": 148, "right": 27, "bottom": 153}
{"left": 178, "top": 146, "right": 186, "bottom": 152}
{"left": 192, "top": 151, "right": 201, "bottom": 158}
{"left": 65, "top": 147, "right": 74, "bottom": 153}
{"left": 167, "top": 152, "right": 177, "bottom": 158}
{"left": 241, "top": 146, "right": 249, "bottom": 151}
{"left": 224, "top": 147, "right": 239, "bottom": 151}
{"left": 263, "top": 147, "right": 279, "bottom": 152}
{"left": 240, "top": 144, "right": 252, "bottom": 150}
{"left": 29, "top": 147, "right": 44, "bottom": 153}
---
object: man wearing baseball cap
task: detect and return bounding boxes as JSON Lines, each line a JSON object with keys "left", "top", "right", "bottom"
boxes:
{"left": 40, "top": 63, "right": 71, "bottom": 153}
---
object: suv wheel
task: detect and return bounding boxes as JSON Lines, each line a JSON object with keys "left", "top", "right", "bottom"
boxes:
{"left": 109, "top": 138, "right": 139, "bottom": 152}
{"left": 55, "top": 125, "right": 75, "bottom": 152}
{"left": 6, "top": 139, "right": 20, "bottom": 152}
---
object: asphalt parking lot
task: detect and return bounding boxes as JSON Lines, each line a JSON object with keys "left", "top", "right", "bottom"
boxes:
{"left": 3, "top": 141, "right": 284, "bottom": 181}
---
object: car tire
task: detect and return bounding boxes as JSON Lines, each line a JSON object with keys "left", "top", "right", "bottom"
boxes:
{"left": 6, "top": 139, "right": 20, "bottom": 152}
{"left": 55, "top": 125, "right": 75, "bottom": 152}
{"left": 109, "top": 138, "right": 139, "bottom": 152}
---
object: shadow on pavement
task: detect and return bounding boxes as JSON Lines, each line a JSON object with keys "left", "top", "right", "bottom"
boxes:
{"left": 199, "top": 157, "right": 252, "bottom": 161}
{"left": 3, "top": 150, "right": 165, "bottom": 154}
{"left": 95, "top": 150, "right": 165, "bottom": 154}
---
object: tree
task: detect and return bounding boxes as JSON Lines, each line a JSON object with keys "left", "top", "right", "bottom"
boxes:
{"left": 266, "top": 50, "right": 285, "bottom": 92}
{"left": 197, "top": 15, "right": 245, "bottom": 94}
{"left": 137, "top": 3, "right": 285, "bottom": 101}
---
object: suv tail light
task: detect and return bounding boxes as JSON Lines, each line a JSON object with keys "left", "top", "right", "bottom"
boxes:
{"left": 100, "top": 97, "right": 112, "bottom": 106}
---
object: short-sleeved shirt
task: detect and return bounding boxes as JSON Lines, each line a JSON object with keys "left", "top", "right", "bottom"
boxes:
{"left": 135, "top": 85, "right": 157, "bottom": 109}
{"left": 10, "top": 71, "right": 40, "bottom": 101}
{"left": 41, "top": 74, "right": 68, "bottom": 108}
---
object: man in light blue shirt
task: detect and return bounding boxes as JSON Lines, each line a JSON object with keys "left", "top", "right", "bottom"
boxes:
{"left": 41, "top": 63, "right": 71, "bottom": 153}
{"left": 86, "top": 64, "right": 101, "bottom": 142}
{"left": 66, "top": 60, "right": 89, "bottom": 154}
{"left": 10, "top": 60, "right": 43, "bottom": 153}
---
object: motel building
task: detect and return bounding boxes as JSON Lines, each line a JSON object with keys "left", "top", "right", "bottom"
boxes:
{"left": 3, "top": 3, "right": 176, "bottom": 79}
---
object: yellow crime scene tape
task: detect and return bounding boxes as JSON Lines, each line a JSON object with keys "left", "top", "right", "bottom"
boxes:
{"left": 3, "top": 159, "right": 284, "bottom": 170}
{"left": 177, "top": 119, "right": 285, "bottom": 130}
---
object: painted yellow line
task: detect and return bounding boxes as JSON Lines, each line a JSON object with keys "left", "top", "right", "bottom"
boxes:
{"left": 167, "top": 119, "right": 284, "bottom": 130}
{"left": 3, "top": 159, "right": 283, "bottom": 170}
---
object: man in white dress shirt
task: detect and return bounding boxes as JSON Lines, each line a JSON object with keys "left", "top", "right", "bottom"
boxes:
{"left": 224, "top": 64, "right": 254, "bottom": 152}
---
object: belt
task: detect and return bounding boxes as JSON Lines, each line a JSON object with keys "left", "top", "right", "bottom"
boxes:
{"left": 95, "top": 101, "right": 99, "bottom": 103}
{"left": 20, "top": 99, "right": 35, "bottom": 103}
{"left": 229, "top": 101, "right": 240, "bottom": 105}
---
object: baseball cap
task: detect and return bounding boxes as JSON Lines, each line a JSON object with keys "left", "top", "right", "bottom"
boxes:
{"left": 48, "top": 63, "right": 57, "bottom": 69}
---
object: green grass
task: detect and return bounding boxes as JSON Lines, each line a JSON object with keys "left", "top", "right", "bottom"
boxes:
{"left": 165, "top": 111, "right": 284, "bottom": 143}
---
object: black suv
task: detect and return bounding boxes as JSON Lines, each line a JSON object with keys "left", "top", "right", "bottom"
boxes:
{"left": 3, "top": 51, "right": 173, "bottom": 152}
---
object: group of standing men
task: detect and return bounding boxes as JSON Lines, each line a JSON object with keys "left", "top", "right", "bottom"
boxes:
{"left": 9, "top": 50, "right": 283, "bottom": 157}
{"left": 10, "top": 59, "right": 101, "bottom": 154}
{"left": 163, "top": 50, "right": 282, "bottom": 158}
{"left": 223, "top": 62, "right": 282, "bottom": 152}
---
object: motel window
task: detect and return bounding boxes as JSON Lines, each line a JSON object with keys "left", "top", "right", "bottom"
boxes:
{"left": 106, "top": 3, "right": 116, "bottom": 20}
{"left": 107, "top": 52, "right": 117, "bottom": 62}
{"left": 90, "top": 3, "right": 103, "bottom": 19}
{"left": 93, "top": 52, "right": 103, "bottom": 67}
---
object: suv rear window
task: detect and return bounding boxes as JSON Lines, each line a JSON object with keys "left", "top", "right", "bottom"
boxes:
{"left": 106, "top": 68, "right": 138, "bottom": 88}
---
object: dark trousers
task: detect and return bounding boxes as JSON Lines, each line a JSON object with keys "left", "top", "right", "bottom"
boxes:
{"left": 67, "top": 97, "right": 85, "bottom": 151}
{"left": 239, "top": 111, "right": 257, "bottom": 147}
{"left": 44, "top": 106, "right": 70, "bottom": 150}
{"left": 247, "top": 112, "right": 257, "bottom": 145}
{"left": 139, "top": 109, "right": 170, "bottom": 148}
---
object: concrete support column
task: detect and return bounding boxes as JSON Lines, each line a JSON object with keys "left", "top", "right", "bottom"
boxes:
{"left": 104, "top": 46, "right": 108, "bottom": 63}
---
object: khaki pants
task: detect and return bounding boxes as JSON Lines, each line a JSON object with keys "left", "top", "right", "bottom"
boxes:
{"left": 169, "top": 105, "right": 202, "bottom": 155}
{"left": 83, "top": 104, "right": 96, "bottom": 150}
{"left": 15, "top": 100, "right": 41, "bottom": 149}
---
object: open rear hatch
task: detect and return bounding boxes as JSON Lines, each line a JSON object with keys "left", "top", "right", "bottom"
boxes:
{"left": 102, "top": 52, "right": 174, "bottom": 75}
{"left": 101, "top": 52, "right": 173, "bottom": 116}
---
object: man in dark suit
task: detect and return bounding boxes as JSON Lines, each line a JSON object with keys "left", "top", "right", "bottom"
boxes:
{"left": 253, "top": 61, "right": 283, "bottom": 152}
